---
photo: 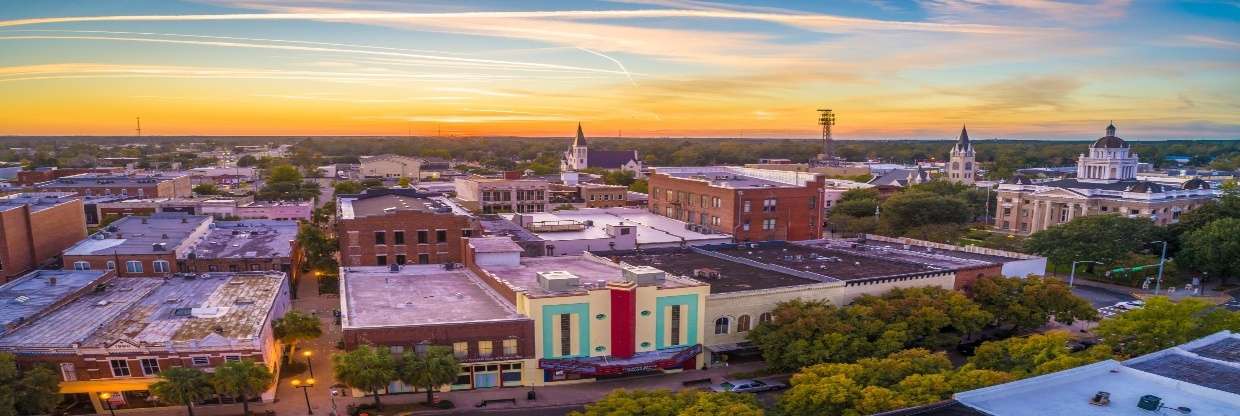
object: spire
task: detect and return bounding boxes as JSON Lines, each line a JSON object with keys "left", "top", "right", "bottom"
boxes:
{"left": 573, "top": 122, "right": 587, "bottom": 147}
{"left": 1106, "top": 121, "right": 1116, "bottom": 137}
{"left": 956, "top": 124, "right": 970, "bottom": 151}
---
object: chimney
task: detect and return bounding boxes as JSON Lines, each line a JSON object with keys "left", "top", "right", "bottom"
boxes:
{"left": 141, "top": 218, "right": 148, "bottom": 224}
{"left": 48, "top": 276, "right": 57, "bottom": 286}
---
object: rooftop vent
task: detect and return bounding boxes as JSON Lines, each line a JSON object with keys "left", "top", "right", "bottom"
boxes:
{"left": 622, "top": 264, "right": 665, "bottom": 284}
{"left": 389, "top": 263, "right": 401, "bottom": 273}
{"left": 536, "top": 270, "right": 581, "bottom": 291}
{"left": 14, "top": 295, "right": 30, "bottom": 304}
{"left": 153, "top": 242, "right": 167, "bottom": 252}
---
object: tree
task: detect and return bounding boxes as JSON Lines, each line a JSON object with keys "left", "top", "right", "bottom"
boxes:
{"left": 192, "top": 183, "right": 221, "bottom": 195}
{"left": 16, "top": 365, "right": 61, "bottom": 415}
{"left": 679, "top": 392, "right": 765, "bottom": 416}
{"left": 629, "top": 179, "right": 648, "bottom": 194}
{"left": 149, "top": 367, "right": 214, "bottom": 416}
{"left": 1096, "top": 296, "right": 1240, "bottom": 357}
{"left": 237, "top": 155, "right": 259, "bottom": 167}
{"left": 211, "top": 360, "right": 273, "bottom": 416}
{"left": 333, "top": 180, "right": 364, "bottom": 195}
{"left": 971, "top": 275, "right": 1098, "bottom": 332}
{"left": 833, "top": 199, "right": 878, "bottom": 218}
{"left": 1179, "top": 218, "right": 1240, "bottom": 284}
{"left": 1025, "top": 215, "right": 1159, "bottom": 268}
{"left": 272, "top": 311, "right": 322, "bottom": 352}
{"left": 968, "top": 331, "right": 1112, "bottom": 377}
{"left": 839, "top": 188, "right": 880, "bottom": 202}
{"left": 569, "top": 389, "right": 763, "bottom": 416}
{"left": 297, "top": 223, "right": 338, "bottom": 271}
{"left": 333, "top": 345, "right": 398, "bottom": 408}
{"left": 267, "top": 164, "right": 303, "bottom": 183}
{"left": 397, "top": 347, "right": 460, "bottom": 405}
{"left": 878, "top": 191, "right": 971, "bottom": 235}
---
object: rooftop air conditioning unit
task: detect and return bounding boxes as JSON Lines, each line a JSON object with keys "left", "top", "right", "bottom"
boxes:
{"left": 622, "top": 264, "right": 665, "bottom": 284}
{"left": 536, "top": 271, "right": 580, "bottom": 291}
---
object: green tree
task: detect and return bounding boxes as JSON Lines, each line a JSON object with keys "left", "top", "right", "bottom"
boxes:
{"left": 1179, "top": 218, "right": 1240, "bottom": 284}
{"left": 397, "top": 347, "right": 460, "bottom": 405}
{"left": 211, "top": 360, "right": 273, "bottom": 416}
{"left": 679, "top": 392, "right": 764, "bottom": 416}
{"left": 297, "top": 223, "right": 338, "bottom": 270}
{"left": 1026, "top": 214, "right": 1159, "bottom": 269}
{"left": 629, "top": 179, "right": 648, "bottom": 194}
{"left": 839, "top": 188, "right": 880, "bottom": 202}
{"left": 333, "top": 345, "right": 397, "bottom": 408}
{"left": 570, "top": 389, "right": 763, "bottom": 416}
{"left": 833, "top": 199, "right": 878, "bottom": 218}
{"left": 333, "top": 180, "right": 364, "bottom": 195}
{"left": 149, "top": 367, "right": 214, "bottom": 416}
{"left": 267, "top": 164, "right": 303, "bottom": 183}
{"left": 15, "top": 365, "right": 61, "bottom": 415}
{"left": 968, "top": 331, "right": 1112, "bottom": 377}
{"left": 1096, "top": 296, "right": 1240, "bottom": 357}
{"left": 878, "top": 191, "right": 971, "bottom": 235}
{"left": 0, "top": 353, "right": 16, "bottom": 416}
{"left": 192, "top": 183, "right": 221, "bottom": 195}
{"left": 970, "top": 275, "right": 1098, "bottom": 332}
{"left": 237, "top": 155, "right": 259, "bottom": 167}
{"left": 272, "top": 311, "right": 322, "bottom": 352}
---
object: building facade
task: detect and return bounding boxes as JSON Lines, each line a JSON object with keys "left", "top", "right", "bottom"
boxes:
{"left": 947, "top": 126, "right": 977, "bottom": 184}
{"left": 647, "top": 167, "right": 825, "bottom": 242}
{"left": 336, "top": 189, "right": 482, "bottom": 266}
{"left": 454, "top": 176, "right": 551, "bottom": 214}
{"left": 35, "top": 172, "right": 193, "bottom": 199}
{"left": 359, "top": 154, "right": 422, "bottom": 179}
{"left": 0, "top": 193, "right": 88, "bottom": 281}
{"left": 994, "top": 125, "right": 1218, "bottom": 235}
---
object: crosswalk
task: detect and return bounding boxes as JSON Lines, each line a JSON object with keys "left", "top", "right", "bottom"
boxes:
{"left": 1097, "top": 305, "right": 1128, "bottom": 319}
{"left": 1224, "top": 297, "right": 1240, "bottom": 311}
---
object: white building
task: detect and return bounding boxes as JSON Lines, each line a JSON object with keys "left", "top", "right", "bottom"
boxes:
{"left": 1077, "top": 122, "right": 1139, "bottom": 181}
{"left": 359, "top": 154, "right": 422, "bottom": 179}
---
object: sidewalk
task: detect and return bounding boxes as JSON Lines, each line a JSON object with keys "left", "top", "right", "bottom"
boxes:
{"left": 255, "top": 270, "right": 347, "bottom": 416}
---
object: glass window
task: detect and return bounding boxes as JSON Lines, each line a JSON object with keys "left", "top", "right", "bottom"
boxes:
{"left": 376, "top": 255, "right": 387, "bottom": 266}
{"left": 224, "top": 355, "right": 241, "bottom": 362}
{"left": 191, "top": 356, "right": 210, "bottom": 366}
{"left": 374, "top": 231, "right": 386, "bottom": 245}
{"left": 737, "top": 315, "right": 751, "bottom": 332}
{"left": 110, "top": 359, "right": 131, "bottom": 377}
{"left": 140, "top": 358, "right": 160, "bottom": 376}
{"left": 742, "top": 200, "right": 751, "bottom": 213}
{"left": 478, "top": 341, "right": 493, "bottom": 358}
{"left": 418, "top": 230, "right": 429, "bottom": 244}
{"left": 763, "top": 218, "right": 776, "bottom": 230}
{"left": 759, "top": 312, "right": 773, "bottom": 324}
{"left": 453, "top": 342, "right": 468, "bottom": 359}
{"left": 436, "top": 230, "right": 447, "bottom": 242}
{"left": 105, "top": 261, "right": 116, "bottom": 271}
{"left": 125, "top": 261, "right": 143, "bottom": 274}
{"left": 714, "top": 317, "right": 729, "bottom": 335}
{"left": 396, "top": 254, "right": 406, "bottom": 265}
{"left": 73, "top": 261, "right": 90, "bottom": 271}
{"left": 394, "top": 231, "right": 405, "bottom": 245}
{"left": 152, "top": 260, "right": 170, "bottom": 273}
{"left": 502, "top": 339, "right": 518, "bottom": 356}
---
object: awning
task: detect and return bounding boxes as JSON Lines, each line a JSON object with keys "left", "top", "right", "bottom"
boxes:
{"left": 539, "top": 344, "right": 701, "bottom": 377}
{"left": 706, "top": 342, "right": 759, "bottom": 354}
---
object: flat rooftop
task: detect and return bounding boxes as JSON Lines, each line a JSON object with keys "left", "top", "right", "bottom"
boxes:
{"left": 0, "top": 272, "right": 286, "bottom": 349}
{"left": 707, "top": 243, "right": 938, "bottom": 281}
{"left": 953, "top": 331, "right": 1240, "bottom": 416}
{"left": 607, "top": 249, "right": 825, "bottom": 294}
{"left": 0, "top": 270, "right": 111, "bottom": 332}
{"left": 339, "top": 193, "right": 469, "bottom": 219}
{"left": 64, "top": 213, "right": 212, "bottom": 256}
{"left": 191, "top": 220, "right": 297, "bottom": 259}
{"left": 0, "top": 192, "right": 79, "bottom": 213}
{"left": 500, "top": 208, "right": 731, "bottom": 245}
{"left": 653, "top": 167, "right": 819, "bottom": 189}
{"left": 342, "top": 265, "right": 525, "bottom": 328}
{"left": 37, "top": 171, "right": 189, "bottom": 187}
{"left": 796, "top": 239, "right": 1006, "bottom": 269}
{"left": 476, "top": 255, "right": 706, "bottom": 298}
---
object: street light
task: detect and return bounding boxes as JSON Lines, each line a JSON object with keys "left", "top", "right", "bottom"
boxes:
{"left": 303, "top": 350, "right": 315, "bottom": 377}
{"left": 291, "top": 378, "right": 316, "bottom": 415}
{"left": 99, "top": 392, "right": 117, "bottom": 416}
{"left": 1069, "top": 260, "right": 1103, "bottom": 288}
{"left": 1150, "top": 241, "right": 1169, "bottom": 295}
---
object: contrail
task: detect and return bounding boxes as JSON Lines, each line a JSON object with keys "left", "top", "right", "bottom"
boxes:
{"left": 0, "top": 10, "right": 1029, "bottom": 35}
{"left": 0, "top": 35, "right": 635, "bottom": 75}
{"left": 576, "top": 47, "right": 637, "bottom": 87}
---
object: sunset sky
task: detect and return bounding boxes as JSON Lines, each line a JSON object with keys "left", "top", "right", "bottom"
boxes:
{"left": 1, "top": 1, "right": 1237, "bottom": 139}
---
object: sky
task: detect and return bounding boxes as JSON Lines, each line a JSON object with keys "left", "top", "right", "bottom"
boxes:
{"left": 0, "top": 1, "right": 1237, "bottom": 140}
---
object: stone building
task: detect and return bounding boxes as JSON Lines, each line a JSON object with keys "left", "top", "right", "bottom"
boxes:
{"left": 946, "top": 126, "right": 977, "bottom": 184}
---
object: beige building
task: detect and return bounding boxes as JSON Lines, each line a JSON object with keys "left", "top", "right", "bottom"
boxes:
{"left": 359, "top": 154, "right": 421, "bottom": 179}
{"left": 994, "top": 124, "right": 1218, "bottom": 235}
{"left": 947, "top": 126, "right": 977, "bottom": 184}
{"left": 454, "top": 176, "right": 550, "bottom": 214}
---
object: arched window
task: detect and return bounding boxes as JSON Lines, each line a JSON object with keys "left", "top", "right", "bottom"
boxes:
{"left": 714, "top": 317, "right": 730, "bottom": 335}
{"left": 965, "top": 162, "right": 972, "bottom": 170}
{"left": 737, "top": 315, "right": 751, "bottom": 332}
{"left": 105, "top": 261, "right": 116, "bottom": 271}
{"left": 758, "top": 312, "right": 773, "bottom": 325}
{"left": 952, "top": 162, "right": 959, "bottom": 170}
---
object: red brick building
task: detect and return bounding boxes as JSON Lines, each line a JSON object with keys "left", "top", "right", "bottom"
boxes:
{"left": 0, "top": 193, "right": 88, "bottom": 281}
{"left": 15, "top": 167, "right": 123, "bottom": 186}
{"left": 34, "top": 172, "right": 193, "bottom": 198}
{"left": 336, "top": 189, "right": 482, "bottom": 266}
{"left": 647, "top": 167, "right": 825, "bottom": 242}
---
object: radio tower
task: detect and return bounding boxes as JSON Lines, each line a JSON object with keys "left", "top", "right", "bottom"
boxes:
{"left": 135, "top": 117, "right": 142, "bottom": 137}
{"left": 816, "top": 109, "right": 836, "bottom": 165}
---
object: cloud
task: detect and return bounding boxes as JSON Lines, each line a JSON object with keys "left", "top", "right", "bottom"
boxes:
{"left": 934, "top": 74, "right": 1084, "bottom": 112}
{"left": 1182, "top": 34, "right": 1240, "bottom": 49}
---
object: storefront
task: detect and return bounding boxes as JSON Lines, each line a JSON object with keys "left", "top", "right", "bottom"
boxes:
{"left": 539, "top": 344, "right": 701, "bottom": 381}
{"left": 452, "top": 361, "right": 527, "bottom": 390}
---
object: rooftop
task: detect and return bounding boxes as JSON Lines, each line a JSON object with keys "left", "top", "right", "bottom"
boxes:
{"left": 653, "top": 166, "right": 820, "bottom": 189}
{"left": 0, "top": 270, "right": 112, "bottom": 332}
{"left": 0, "top": 192, "right": 80, "bottom": 213}
{"left": 64, "top": 213, "right": 212, "bottom": 256}
{"left": 338, "top": 190, "right": 470, "bottom": 219}
{"left": 606, "top": 249, "right": 825, "bottom": 294}
{"left": 191, "top": 220, "right": 298, "bottom": 260}
{"left": 952, "top": 331, "right": 1240, "bottom": 416}
{"left": 475, "top": 254, "right": 706, "bottom": 298}
{"left": 0, "top": 272, "right": 286, "bottom": 349}
{"left": 497, "top": 208, "right": 731, "bottom": 245}
{"left": 707, "top": 242, "right": 940, "bottom": 281}
{"left": 341, "top": 265, "right": 525, "bottom": 328}
{"left": 36, "top": 171, "right": 189, "bottom": 188}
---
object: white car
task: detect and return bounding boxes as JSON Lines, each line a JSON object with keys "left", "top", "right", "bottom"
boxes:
{"left": 1114, "top": 300, "right": 1145, "bottom": 310}
{"left": 710, "top": 379, "right": 786, "bottom": 393}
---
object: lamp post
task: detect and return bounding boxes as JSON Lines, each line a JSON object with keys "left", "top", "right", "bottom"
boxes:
{"left": 1150, "top": 240, "right": 1168, "bottom": 295}
{"left": 330, "top": 388, "right": 340, "bottom": 416}
{"left": 99, "top": 392, "right": 117, "bottom": 416}
{"left": 1069, "top": 260, "right": 1102, "bottom": 288}
{"left": 303, "top": 350, "right": 315, "bottom": 377}
{"left": 291, "top": 378, "right": 316, "bottom": 414}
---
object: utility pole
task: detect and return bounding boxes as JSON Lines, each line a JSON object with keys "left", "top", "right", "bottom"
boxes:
{"left": 1153, "top": 240, "right": 1168, "bottom": 294}
{"left": 135, "top": 117, "right": 142, "bottom": 137}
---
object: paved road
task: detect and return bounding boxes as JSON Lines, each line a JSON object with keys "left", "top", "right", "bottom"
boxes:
{"left": 314, "top": 178, "right": 335, "bottom": 208}
{"left": 1070, "top": 283, "right": 1137, "bottom": 308}
{"left": 1225, "top": 289, "right": 1240, "bottom": 311}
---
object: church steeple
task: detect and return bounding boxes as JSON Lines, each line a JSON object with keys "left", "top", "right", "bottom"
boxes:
{"left": 573, "top": 123, "right": 587, "bottom": 147}
{"left": 957, "top": 124, "right": 970, "bottom": 151}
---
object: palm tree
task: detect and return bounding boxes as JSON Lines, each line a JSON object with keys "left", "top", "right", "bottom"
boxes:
{"left": 333, "top": 345, "right": 396, "bottom": 408}
{"left": 211, "top": 360, "right": 273, "bottom": 416}
{"left": 273, "top": 310, "right": 322, "bottom": 353}
{"left": 397, "top": 346, "right": 461, "bottom": 405}
{"left": 149, "top": 367, "right": 213, "bottom": 416}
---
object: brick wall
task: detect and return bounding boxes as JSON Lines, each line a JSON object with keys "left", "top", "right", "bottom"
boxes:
{"left": 337, "top": 210, "right": 481, "bottom": 265}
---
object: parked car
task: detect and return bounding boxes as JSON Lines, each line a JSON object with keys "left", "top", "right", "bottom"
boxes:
{"left": 710, "top": 379, "right": 786, "bottom": 393}
{"left": 1114, "top": 300, "right": 1145, "bottom": 310}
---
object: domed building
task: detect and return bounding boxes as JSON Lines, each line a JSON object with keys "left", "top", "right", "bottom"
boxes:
{"left": 993, "top": 123, "right": 1218, "bottom": 235}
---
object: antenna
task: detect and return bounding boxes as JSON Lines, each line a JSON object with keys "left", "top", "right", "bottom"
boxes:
{"left": 816, "top": 109, "right": 836, "bottom": 165}
{"left": 135, "top": 117, "right": 142, "bottom": 137}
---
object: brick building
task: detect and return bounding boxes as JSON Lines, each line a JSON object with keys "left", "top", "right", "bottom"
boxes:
{"left": 0, "top": 270, "right": 290, "bottom": 414}
{"left": 647, "top": 167, "right": 825, "bottom": 242}
{"left": 0, "top": 193, "right": 88, "bottom": 281}
{"left": 15, "top": 167, "right": 123, "bottom": 186}
{"left": 35, "top": 172, "right": 193, "bottom": 199}
{"left": 336, "top": 189, "right": 482, "bottom": 266}
{"left": 454, "top": 176, "right": 550, "bottom": 214}
{"left": 182, "top": 220, "right": 302, "bottom": 284}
